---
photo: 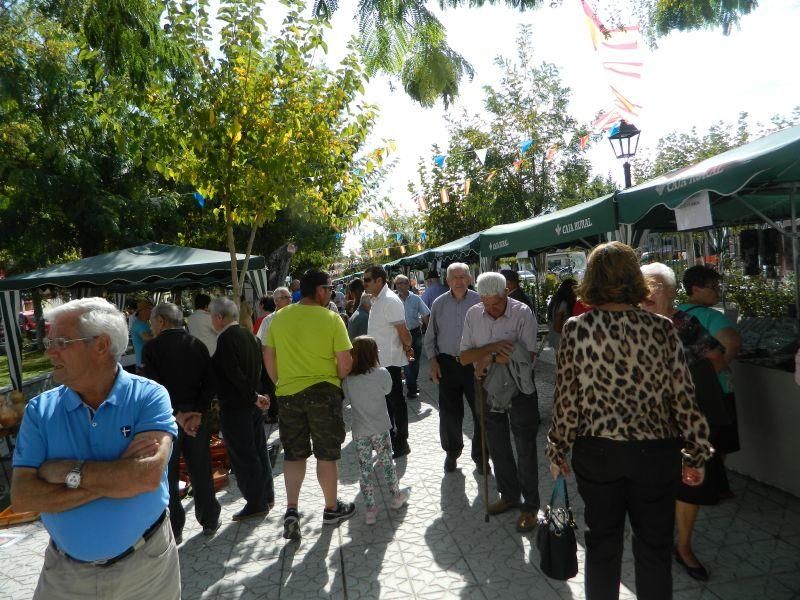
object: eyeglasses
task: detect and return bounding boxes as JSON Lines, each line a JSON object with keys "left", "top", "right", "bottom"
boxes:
{"left": 43, "top": 336, "right": 97, "bottom": 351}
{"left": 363, "top": 277, "right": 373, "bottom": 283}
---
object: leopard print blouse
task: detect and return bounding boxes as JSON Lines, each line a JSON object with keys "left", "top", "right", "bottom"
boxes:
{"left": 545, "top": 308, "right": 713, "bottom": 469}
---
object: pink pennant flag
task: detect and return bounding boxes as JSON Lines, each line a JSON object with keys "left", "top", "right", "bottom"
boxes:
{"left": 486, "top": 170, "right": 497, "bottom": 182}
{"left": 440, "top": 188, "right": 449, "bottom": 204}
{"left": 579, "top": 134, "right": 590, "bottom": 149}
{"left": 513, "top": 159, "right": 523, "bottom": 172}
{"left": 381, "top": 209, "right": 389, "bottom": 220}
{"left": 546, "top": 146, "right": 557, "bottom": 161}
{"left": 417, "top": 195, "right": 428, "bottom": 211}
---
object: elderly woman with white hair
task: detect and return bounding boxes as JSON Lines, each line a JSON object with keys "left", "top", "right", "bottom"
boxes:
{"left": 460, "top": 271, "right": 540, "bottom": 532}
{"left": 640, "top": 262, "right": 725, "bottom": 582}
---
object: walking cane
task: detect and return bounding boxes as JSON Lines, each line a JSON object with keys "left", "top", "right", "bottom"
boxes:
{"left": 476, "top": 379, "right": 490, "bottom": 523}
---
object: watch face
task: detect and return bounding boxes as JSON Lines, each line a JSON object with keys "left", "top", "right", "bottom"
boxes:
{"left": 66, "top": 472, "right": 81, "bottom": 489}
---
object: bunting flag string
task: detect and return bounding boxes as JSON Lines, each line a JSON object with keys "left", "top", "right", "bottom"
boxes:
{"left": 519, "top": 139, "right": 533, "bottom": 155}
{"left": 433, "top": 155, "right": 446, "bottom": 169}
{"left": 475, "top": 148, "right": 488, "bottom": 165}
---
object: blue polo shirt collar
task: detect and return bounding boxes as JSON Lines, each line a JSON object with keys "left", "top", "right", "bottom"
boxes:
{"left": 63, "top": 364, "right": 128, "bottom": 411}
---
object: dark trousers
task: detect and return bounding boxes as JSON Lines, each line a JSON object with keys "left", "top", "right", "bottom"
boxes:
{"left": 572, "top": 436, "right": 681, "bottom": 600}
{"left": 485, "top": 387, "right": 540, "bottom": 511}
{"left": 386, "top": 366, "right": 408, "bottom": 449}
{"left": 437, "top": 355, "right": 482, "bottom": 463}
{"left": 220, "top": 405, "right": 275, "bottom": 509}
{"left": 403, "top": 328, "right": 423, "bottom": 394}
{"left": 167, "top": 422, "right": 222, "bottom": 535}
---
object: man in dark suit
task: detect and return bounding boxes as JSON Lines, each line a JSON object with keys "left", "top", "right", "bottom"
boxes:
{"left": 210, "top": 296, "right": 274, "bottom": 521}
{"left": 141, "top": 302, "right": 221, "bottom": 542}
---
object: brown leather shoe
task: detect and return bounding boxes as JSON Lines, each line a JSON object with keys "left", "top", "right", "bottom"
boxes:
{"left": 487, "top": 497, "right": 519, "bottom": 515}
{"left": 516, "top": 511, "right": 537, "bottom": 532}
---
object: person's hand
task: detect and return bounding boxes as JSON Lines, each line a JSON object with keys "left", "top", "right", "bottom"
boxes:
{"left": 682, "top": 464, "right": 705, "bottom": 487}
{"left": 122, "top": 436, "right": 160, "bottom": 459}
{"left": 404, "top": 345, "right": 415, "bottom": 362}
{"left": 38, "top": 460, "right": 72, "bottom": 485}
{"left": 491, "top": 341, "right": 514, "bottom": 359}
{"left": 549, "top": 461, "right": 571, "bottom": 480}
{"left": 430, "top": 358, "right": 441, "bottom": 383}
{"left": 255, "top": 394, "right": 270, "bottom": 411}
{"left": 475, "top": 355, "right": 493, "bottom": 379}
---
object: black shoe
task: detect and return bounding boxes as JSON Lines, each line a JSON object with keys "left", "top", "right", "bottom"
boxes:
{"left": 283, "top": 508, "right": 301, "bottom": 540}
{"left": 202, "top": 521, "right": 221, "bottom": 536}
{"left": 392, "top": 443, "right": 411, "bottom": 459}
{"left": 674, "top": 549, "right": 709, "bottom": 581}
{"left": 444, "top": 455, "right": 457, "bottom": 472}
{"left": 232, "top": 504, "right": 269, "bottom": 522}
{"left": 322, "top": 500, "right": 356, "bottom": 525}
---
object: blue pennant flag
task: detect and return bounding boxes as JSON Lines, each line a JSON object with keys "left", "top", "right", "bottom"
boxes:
{"left": 395, "top": 233, "right": 402, "bottom": 243}
{"left": 519, "top": 139, "right": 533, "bottom": 154}
{"left": 335, "top": 233, "right": 342, "bottom": 241}
{"left": 420, "top": 231, "right": 427, "bottom": 243}
{"left": 193, "top": 191, "right": 205, "bottom": 208}
{"left": 433, "top": 155, "right": 446, "bottom": 169}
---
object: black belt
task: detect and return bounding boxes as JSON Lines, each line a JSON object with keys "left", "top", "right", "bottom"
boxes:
{"left": 54, "top": 510, "right": 167, "bottom": 567}
{"left": 437, "top": 353, "right": 461, "bottom": 364}
{"left": 409, "top": 327, "right": 421, "bottom": 333}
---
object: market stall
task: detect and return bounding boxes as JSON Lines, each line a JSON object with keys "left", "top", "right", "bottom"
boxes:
{"left": 615, "top": 124, "right": 800, "bottom": 496}
{"left": 0, "top": 242, "right": 268, "bottom": 391}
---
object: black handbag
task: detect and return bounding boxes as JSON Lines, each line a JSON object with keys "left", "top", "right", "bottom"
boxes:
{"left": 536, "top": 474, "right": 579, "bottom": 580}
{"left": 688, "top": 358, "right": 731, "bottom": 430}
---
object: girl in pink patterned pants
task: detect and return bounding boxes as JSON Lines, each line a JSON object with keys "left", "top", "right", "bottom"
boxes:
{"left": 343, "top": 336, "right": 410, "bottom": 524}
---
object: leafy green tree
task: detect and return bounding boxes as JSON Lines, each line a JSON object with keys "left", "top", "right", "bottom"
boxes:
{"left": 150, "top": 0, "right": 385, "bottom": 300}
{"left": 410, "top": 29, "right": 614, "bottom": 245}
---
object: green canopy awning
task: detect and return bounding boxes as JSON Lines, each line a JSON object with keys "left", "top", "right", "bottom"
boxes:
{"left": 479, "top": 194, "right": 617, "bottom": 257}
{"left": 0, "top": 243, "right": 266, "bottom": 292}
{"left": 617, "top": 125, "right": 800, "bottom": 229}
{"left": 387, "top": 232, "right": 482, "bottom": 268}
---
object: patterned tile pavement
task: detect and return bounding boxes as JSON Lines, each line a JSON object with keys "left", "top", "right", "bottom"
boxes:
{"left": 2, "top": 349, "right": 800, "bottom": 599}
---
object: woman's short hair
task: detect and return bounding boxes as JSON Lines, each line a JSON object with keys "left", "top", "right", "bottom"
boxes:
{"left": 152, "top": 302, "right": 184, "bottom": 328}
{"left": 259, "top": 295, "right": 276, "bottom": 312}
{"left": 209, "top": 296, "right": 239, "bottom": 322}
{"left": 349, "top": 278, "right": 364, "bottom": 294}
{"left": 47, "top": 298, "right": 129, "bottom": 360}
{"left": 350, "top": 335, "right": 380, "bottom": 375}
{"left": 640, "top": 262, "right": 677, "bottom": 289}
{"left": 682, "top": 265, "right": 721, "bottom": 295}
{"left": 475, "top": 272, "right": 507, "bottom": 297}
{"left": 577, "top": 242, "right": 649, "bottom": 306}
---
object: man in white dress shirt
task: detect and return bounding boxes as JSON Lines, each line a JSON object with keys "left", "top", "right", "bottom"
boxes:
{"left": 364, "top": 265, "right": 413, "bottom": 458}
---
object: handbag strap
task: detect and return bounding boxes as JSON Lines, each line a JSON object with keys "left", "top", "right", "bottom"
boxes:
{"left": 550, "top": 474, "right": 571, "bottom": 510}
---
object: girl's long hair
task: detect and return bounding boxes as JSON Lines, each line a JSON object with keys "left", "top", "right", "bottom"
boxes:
{"left": 350, "top": 335, "right": 380, "bottom": 375}
{"left": 547, "top": 279, "right": 577, "bottom": 321}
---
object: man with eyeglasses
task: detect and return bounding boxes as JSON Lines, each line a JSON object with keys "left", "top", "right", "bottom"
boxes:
{"left": 141, "top": 302, "right": 221, "bottom": 544}
{"left": 11, "top": 298, "right": 180, "bottom": 599}
{"left": 264, "top": 269, "right": 355, "bottom": 540}
{"left": 394, "top": 274, "right": 430, "bottom": 399}
{"left": 363, "top": 265, "right": 414, "bottom": 458}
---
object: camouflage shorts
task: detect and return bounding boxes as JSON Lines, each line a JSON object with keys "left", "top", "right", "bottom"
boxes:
{"left": 278, "top": 382, "right": 345, "bottom": 461}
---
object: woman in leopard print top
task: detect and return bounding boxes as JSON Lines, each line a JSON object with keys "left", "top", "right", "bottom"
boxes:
{"left": 545, "top": 242, "right": 713, "bottom": 600}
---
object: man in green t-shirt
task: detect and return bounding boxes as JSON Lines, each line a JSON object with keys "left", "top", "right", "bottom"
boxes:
{"left": 264, "top": 269, "right": 354, "bottom": 540}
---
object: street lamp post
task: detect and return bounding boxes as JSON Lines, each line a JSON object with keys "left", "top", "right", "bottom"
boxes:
{"left": 607, "top": 120, "right": 641, "bottom": 189}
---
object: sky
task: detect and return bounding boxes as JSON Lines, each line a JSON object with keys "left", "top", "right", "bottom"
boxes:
{"left": 257, "top": 0, "right": 800, "bottom": 253}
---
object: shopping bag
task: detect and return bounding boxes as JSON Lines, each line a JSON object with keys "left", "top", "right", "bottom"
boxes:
{"left": 536, "top": 474, "right": 579, "bottom": 580}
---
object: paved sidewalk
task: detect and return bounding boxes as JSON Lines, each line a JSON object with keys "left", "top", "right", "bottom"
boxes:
{"left": 2, "top": 349, "right": 800, "bottom": 599}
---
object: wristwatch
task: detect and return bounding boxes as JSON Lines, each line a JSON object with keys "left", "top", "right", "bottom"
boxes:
{"left": 65, "top": 460, "right": 85, "bottom": 489}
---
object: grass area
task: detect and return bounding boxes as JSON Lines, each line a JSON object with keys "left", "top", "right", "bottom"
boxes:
{"left": 0, "top": 349, "right": 52, "bottom": 389}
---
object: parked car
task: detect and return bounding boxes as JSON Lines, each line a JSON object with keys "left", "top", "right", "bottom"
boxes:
{"left": 517, "top": 269, "right": 537, "bottom": 283}
{"left": 18, "top": 311, "right": 50, "bottom": 340}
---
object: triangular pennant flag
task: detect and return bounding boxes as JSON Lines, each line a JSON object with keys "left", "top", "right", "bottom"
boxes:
{"left": 368, "top": 249, "right": 374, "bottom": 258}
{"left": 519, "top": 139, "right": 533, "bottom": 154}
{"left": 420, "top": 231, "right": 427, "bottom": 243}
{"left": 475, "top": 148, "right": 488, "bottom": 165}
{"left": 464, "top": 178, "right": 471, "bottom": 196}
{"left": 440, "top": 188, "right": 449, "bottom": 204}
{"left": 417, "top": 244, "right": 423, "bottom": 250}
{"left": 486, "top": 170, "right": 497, "bottom": 182}
{"left": 513, "top": 159, "right": 523, "bottom": 172}
{"left": 383, "top": 247, "right": 390, "bottom": 256}
{"left": 417, "top": 195, "right": 429, "bottom": 211}
{"left": 580, "top": 134, "right": 590, "bottom": 150}
{"left": 546, "top": 145, "right": 558, "bottom": 161}
{"left": 395, "top": 232, "right": 402, "bottom": 243}
{"left": 400, "top": 246, "right": 406, "bottom": 254}
{"left": 433, "top": 155, "right": 446, "bottom": 169}
{"left": 381, "top": 209, "right": 389, "bottom": 220}
{"left": 193, "top": 191, "right": 205, "bottom": 208}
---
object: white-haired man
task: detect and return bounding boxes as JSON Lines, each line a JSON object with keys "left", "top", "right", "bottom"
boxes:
{"left": 460, "top": 272, "right": 540, "bottom": 533}
{"left": 211, "top": 296, "right": 273, "bottom": 522}
{"left": 423, "top": 263, "right": 485, "bottom": 473}
{"left": 11, "top": 298, "right": 180, "bottom": 599}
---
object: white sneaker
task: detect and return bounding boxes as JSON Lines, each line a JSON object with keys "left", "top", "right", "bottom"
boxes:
{"left": 390, "top": 488, "right": 410, "bottom": 510}
{"left": 365, "top": 506, "right": 378, "bottom": 525}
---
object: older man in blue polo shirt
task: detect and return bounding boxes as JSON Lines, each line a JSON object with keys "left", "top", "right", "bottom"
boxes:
{"left": 11, "top": 298, "right": 179, "bottom": 600}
